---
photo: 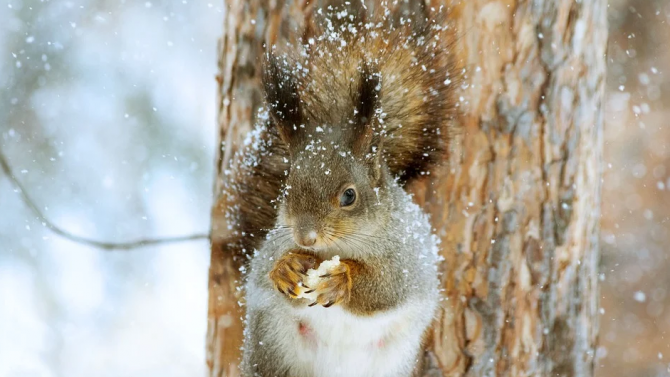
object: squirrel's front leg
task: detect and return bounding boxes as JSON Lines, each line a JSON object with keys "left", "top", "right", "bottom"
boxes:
{"left": 309, "top": 260, "right": 359, "bottom": 308}
{"left": 312, "top": 257, "right": 408, "bottom": 315}
{"left": 269, "top": 251, "right": 318, "bottom": 298}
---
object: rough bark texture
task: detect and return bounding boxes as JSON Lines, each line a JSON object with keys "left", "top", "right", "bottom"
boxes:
{"left": 207, "top": 1, "right": 607, "bottom": 376}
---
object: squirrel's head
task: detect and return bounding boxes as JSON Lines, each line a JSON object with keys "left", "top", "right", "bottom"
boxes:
{"left": 279, "top": 144, "right": 389, "bottom": 251}
{"left": 264, "top": 51, "right": 391, "bottom": 251}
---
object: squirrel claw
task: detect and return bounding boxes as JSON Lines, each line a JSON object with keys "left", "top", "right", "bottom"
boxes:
{"left": 269, "top": 251, "right": 318, "bottom": 300}
{"left": 309, "top": 261, "right": 352, "bottom": 308}
{"left": 308, "top": 301, "right": 318, "bottom": 307}
{"left": 288, "top": 265, "right": 309, "bottom": 277}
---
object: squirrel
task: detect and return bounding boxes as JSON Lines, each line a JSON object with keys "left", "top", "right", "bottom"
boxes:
{"left": 238, "top": 10, "right": 460, "bottom": 377}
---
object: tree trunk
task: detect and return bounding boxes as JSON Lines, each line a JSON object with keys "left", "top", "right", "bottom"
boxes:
{"left": 207, "top": 1, "right": 607, "bottom": 376}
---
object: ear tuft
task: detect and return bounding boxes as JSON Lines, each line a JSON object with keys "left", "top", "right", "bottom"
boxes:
{"left": 262, "top": 52, "right": 303, "bottom": 147}
{"left": 352, "top": 65, "right": 381, "bottom": 157}
{"left": 355, "top": 65, "right": 380, "bottom": 126}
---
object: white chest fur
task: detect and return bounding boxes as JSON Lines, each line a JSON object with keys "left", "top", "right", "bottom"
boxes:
{"left": 285, "top": 302, "right": 427, "bottom": 377}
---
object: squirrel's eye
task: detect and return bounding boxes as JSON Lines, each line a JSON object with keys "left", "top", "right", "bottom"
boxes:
{"left": 340, "top": 188, "right": 357, "bottom": 207}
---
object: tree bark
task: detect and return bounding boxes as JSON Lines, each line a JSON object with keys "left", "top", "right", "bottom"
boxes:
{"left": 207, "top": 1, "right": 607, "bottom": 376}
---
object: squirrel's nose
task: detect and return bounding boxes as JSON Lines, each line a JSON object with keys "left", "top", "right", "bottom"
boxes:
{"left": 295, "top": 230, "right": 317, "bottom": 248}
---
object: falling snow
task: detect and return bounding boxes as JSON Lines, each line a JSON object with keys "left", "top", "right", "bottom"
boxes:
{"left": 0, "top": 0, "right": 668, "bottom": 376}
{"left": 0, "top": 1, "right": 222, "bottom": 376}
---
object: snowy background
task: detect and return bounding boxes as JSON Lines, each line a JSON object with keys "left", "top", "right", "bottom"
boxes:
{"left": 0, "top": 1, "right": 220, "bottom": 376}
{"left": 600, "top": 1, "right": 670, "bottom": 376}
{"left": 0, "top": 0, "right": 668, "bottom": 376}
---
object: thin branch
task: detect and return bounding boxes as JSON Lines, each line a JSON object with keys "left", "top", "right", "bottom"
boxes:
{"left": 0, "top": 149, "right": 210, "bottom": 250}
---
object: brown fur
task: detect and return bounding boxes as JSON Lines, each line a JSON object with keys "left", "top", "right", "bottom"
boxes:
{"left": 265, "top": 21, "right": 460, "bottom": 181}
{"left": 214, "top": 127, "right": 288, "bottom": 262}
{"left": 220, "top": 11, "right": 460, "bottom": 270}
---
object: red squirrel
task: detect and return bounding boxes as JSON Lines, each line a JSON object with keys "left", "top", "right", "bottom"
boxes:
{"left": 238, "top": 9, "right": 460, "bottom": 377}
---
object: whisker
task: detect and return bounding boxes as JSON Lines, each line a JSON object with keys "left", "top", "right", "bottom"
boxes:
{"left": 323, "top": 226, "right": 387, "bottom": 253}
{"left": 323, "top": 231, "right": 346, "bottom": 255}
{"left": 339, "top": 237, "right": 368, "bottom": 256}
{"left": 334, "top": 230, "right": 405, "bottom": 246}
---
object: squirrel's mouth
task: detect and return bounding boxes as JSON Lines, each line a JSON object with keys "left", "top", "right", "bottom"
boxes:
{"left": 293, "top": 230, "right": 340, "bottom": 253}
{"left": 294, "top": 229, "right": 320, "bottom": 249}
{"left": 294, "top": 234, "right": 329, "bottom": 251}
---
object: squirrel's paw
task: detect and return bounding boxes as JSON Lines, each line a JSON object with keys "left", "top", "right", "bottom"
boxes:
{"left": 269, "top": 252, "right": 317, "bottom": 299}
{"left": 308, "top": 262, "right": 352, "bottom": 308}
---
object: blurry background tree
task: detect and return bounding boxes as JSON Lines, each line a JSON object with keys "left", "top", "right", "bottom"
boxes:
{"left": 0, "top": 1, "right": 221, "bottom": 376}
{"left": 208, "top": 0, "right": 606, "bottom": 376}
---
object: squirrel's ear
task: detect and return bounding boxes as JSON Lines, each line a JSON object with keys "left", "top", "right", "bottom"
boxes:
{"left": 351, "top": 66, "right": 381, "bottom": 157}
{"left": 351, "top": 66, "right": 384, "bottom": 182}
{"left": 262, "top": 52, "right": 303, "bottom": 149}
